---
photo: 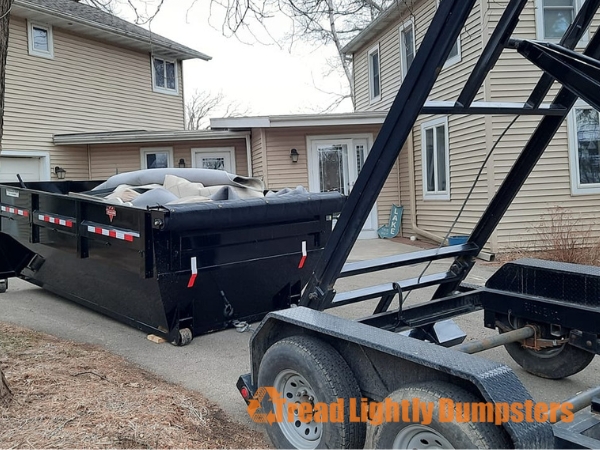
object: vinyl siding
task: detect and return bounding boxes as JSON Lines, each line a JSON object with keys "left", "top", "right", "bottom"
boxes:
{"left": 352, "top": 0, "right": 489, "bottom": 245}
{"left": 261, "top": 125, "right": 400, "bottom": 227}
{"left": 486, "top": 1, "right": 600, "bottom": 252}
{"left": 89, "top": 139, "right": 248, "bottom": 180}
{"left": 2, "top": 16, "right": 185, "bottom": 180}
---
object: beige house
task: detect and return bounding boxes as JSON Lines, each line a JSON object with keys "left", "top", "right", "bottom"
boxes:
{"left": 339, "top": 0, "right": 600, "bottom": 253}
{"left": 2, "top": 0, "right": 253, "bottom": 181}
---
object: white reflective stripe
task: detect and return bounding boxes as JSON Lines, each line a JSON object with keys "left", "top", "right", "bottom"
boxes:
{"left": 38, "top": 214, "right": 44, "bottom": 221}
{"left": 302, "top": 241, "right": 307, "bottom": 257}
{"left": 115, "top": 231, "right": 125, "bottom": 240}
{"left": 191, "top": 256, "right": 198, "bottom": 275}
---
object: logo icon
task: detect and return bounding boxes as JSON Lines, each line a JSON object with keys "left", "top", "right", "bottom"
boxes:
{"left": 106, "top": 206, "right": 116, "bottom": 223}
{"left": 247, "top": 387, "right": 280, "bottom": 425}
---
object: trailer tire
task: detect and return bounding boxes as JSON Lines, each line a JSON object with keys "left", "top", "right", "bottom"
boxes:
{"left": 504, "top": 340, "right": 594, "bottom": 379}
{"left": 257, "top": 335, "right": 365, "bottom": 449}
{"left": 366, "top": 381, "right": 511, "bottom": 449}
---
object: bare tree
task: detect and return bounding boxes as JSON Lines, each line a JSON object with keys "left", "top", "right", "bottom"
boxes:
{"left": 186, "top": 90, "right": 250, "bottom": 130}
{"left": 0, "top": 0, "right": 14, "bottom": 403}
{"left": 205, "top": 0, "right": 400, "bottom": 108}
{"left": 81, "top": 0, "right": 166, "bottom": 25}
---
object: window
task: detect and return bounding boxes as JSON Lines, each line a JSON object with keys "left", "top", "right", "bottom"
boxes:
{"left": 421, "top": 117, "right": 450, "bottom": 200}
{"left": 140, "top": 148, "right": 173, "bottom": 169}
{"left": 192, "top": 148, "right": 236, "bottom": 173}
{"left": 152, "top": 56, "right": 178, "bottom": 94}
{"left": 568, "top": 104, "right": 600, "bottom": 194}
{"left": 27, "top": 21, "right": 53, "bottom": 59}
{"left": 536, "top": 0, "right": 587, "bottom": 42}
{"left": 437, "top": 0, "right": 461, "bottom": 68}
{"left": 368, "top": 45, "right": 381, "bottom": 103}
{"left": 399, "top": 20, "right": 416, "bottom": 80}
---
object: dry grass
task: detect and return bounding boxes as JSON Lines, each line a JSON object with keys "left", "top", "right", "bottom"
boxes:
{"left": 0, "top": 322, "right": 269, "bottom": 449}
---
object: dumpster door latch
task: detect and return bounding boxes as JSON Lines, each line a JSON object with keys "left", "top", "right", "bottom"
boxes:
{"left": 187, "top": 257, "right": 198, "bottom": 288}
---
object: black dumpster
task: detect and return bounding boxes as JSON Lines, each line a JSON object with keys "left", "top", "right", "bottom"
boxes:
{"left": 0, "top": 172, "right": 345, "bottom": 345}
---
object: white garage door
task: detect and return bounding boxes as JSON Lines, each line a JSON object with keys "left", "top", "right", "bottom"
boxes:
{"left": 0, "top": 157, "right": 42, "bottom": 183}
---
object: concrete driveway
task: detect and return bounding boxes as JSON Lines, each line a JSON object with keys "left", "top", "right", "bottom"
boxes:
{"left": 1, "top": 238, "right": 599, "bottom": 436}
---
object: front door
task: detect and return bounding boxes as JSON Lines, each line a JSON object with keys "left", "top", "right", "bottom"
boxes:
{"left": 308, "top": 137, "right": 377, "bottom": 238}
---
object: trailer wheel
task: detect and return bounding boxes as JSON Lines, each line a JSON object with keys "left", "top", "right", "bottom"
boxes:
{"left": 172, "top": 328, "right": 193, "bottom": 346}
{"left": 257, "top": 335, "right": 365, "bottom": 449}
{"left": 366, "top": 381, "right": 511, "bottom": 449}
{"left": 503, "top": 340, "right": 594, "bottom": 379}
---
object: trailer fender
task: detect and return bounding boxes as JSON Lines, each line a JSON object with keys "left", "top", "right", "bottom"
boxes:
{"left": 247, "top": 307, "right": 554, "bottom": 449}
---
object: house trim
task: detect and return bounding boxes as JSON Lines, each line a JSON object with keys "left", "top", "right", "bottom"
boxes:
{"left": 368, "top": 44, "right": 382, "bottom": 104}
{"left": 53, "top": 130, "right": 250, "bottom": 145}
{"left": 27, "top": 20, "right": 54, "bottom": 59}
{"left": 0, "top": 150, "right": 51, "bottom": 181}
{"left": 191, "top": 147, "right": 237, "bottom": 173}
{"left": 140, "top": 147, "right": 174, "bottom": 169}
{"left": 421, "top": 116, "right": 450, "bottom": 201}
{"left": 210, "top": 112, "right": 388, "bottom": 130}
{"left": 399, "top": 18, "right": 415, "bottom": 81}
{"left": 151, "top": 55, "right": 179, "bottom": 96}
{"left": 566, "top": 102, "right": 600, "bottom": 195}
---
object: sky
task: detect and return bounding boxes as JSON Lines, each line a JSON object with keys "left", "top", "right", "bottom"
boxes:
{"left": 117, "top": 0, "right": 355, "bottom": 118}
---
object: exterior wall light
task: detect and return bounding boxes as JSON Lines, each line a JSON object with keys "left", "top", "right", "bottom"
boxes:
{"left": 179, "top": 158, "right": 186, "bottom": 168}
{"left": 54, "top": 166, "right": 67, "bottom": 179}
{"left": 290, "top": 148, "right": 299, "bottom": 163}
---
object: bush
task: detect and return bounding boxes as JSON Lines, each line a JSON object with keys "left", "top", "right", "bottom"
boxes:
{"left": 532, "top": 206, "right": 600, "bottom": 266}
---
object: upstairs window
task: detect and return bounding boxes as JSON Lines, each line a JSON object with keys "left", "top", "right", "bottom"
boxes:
{"left": 536, "top": 0, "right": 587, "bottom": 42}
{"left": 399, "top": 20, "right": 416, "bottom": 80}
{"left": 368, "top": 45, "right": 381, "bottom": 103}
{"left": 27, "top": 21, "right": 54, "bottom": 59}
{"left": 422, "top": 117, "right": 450, "bottom": 200}
{"left": 437, "top": 0, "right": 461, "bottom": 68}
{"left": 152, "top": 57, "right": 178, "bottom": 94}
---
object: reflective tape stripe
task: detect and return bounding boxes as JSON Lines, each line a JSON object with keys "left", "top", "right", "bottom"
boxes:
{"left": 187, "top": 257, "right": 198, "bottom": 288}
{"left": 1, "top": 205, "right": 29, "bottom": 217}
{"left": 87, "top": 225, "right": 139, "bottom": 242}
{"left": 298, "top": 241, "right": 307, "bottom": 269}
{"left": 38, "top": 214, "right": 74, "bottom": 228}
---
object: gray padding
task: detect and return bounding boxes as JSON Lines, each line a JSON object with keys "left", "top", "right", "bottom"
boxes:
{"left": 265, "top": 186, "right": 310, "bottom": 197}
{"left": 93, "top": 168, "right": 264, "bottom": 192}
{"left": 130, "top": 187, "right": 179, "bottom": 207}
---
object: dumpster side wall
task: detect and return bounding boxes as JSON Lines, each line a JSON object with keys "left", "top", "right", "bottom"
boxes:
{"left": 88, "top": 139, "right": 249, "bottom": 179}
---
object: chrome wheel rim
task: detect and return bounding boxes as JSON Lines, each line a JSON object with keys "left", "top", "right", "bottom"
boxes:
{"left": 273, "top": 369, "right": 322, "bottom": 449}
{"left": 393, "top": 424, "right": 454, "bottom": 449}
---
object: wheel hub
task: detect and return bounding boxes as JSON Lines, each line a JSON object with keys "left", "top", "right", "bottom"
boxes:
{"left": 273, "top": 370, "right": 322, "bottom": 449}
{"left": 393, "top": 424, "right": 454, "bottom": 449}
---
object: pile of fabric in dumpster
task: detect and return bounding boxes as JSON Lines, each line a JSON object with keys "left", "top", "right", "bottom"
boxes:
{"left": 78, "top": 168, "right": 309, "bottom": 208}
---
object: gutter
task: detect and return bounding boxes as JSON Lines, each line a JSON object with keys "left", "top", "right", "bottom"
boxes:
{"left": 245, "top": 135, "right": 253, "bottom": 177}
{"left": 53, "top": 131, "right": 250, "bottom": 146}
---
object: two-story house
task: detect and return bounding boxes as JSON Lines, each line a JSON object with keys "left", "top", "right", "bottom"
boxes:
{"left": 339, "top": 0, "right": 600, "bottom": 253}
{"left": 2, "top": 0, "right": 253, "bottom": 183}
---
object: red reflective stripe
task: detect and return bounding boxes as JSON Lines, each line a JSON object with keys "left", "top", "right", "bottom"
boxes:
{"left": 187, "top": 274, "right": 197, "bottom": 288}
{"left": 298, "top": 255, "right": 307, "bottom": 269}
{"left": 65, "top": 220, "right": 73, "bottom": 227}
{"left": 124, "top": 234, "right": 134, "bottom": 242}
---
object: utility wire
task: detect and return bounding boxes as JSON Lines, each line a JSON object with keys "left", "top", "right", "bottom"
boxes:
{"left": 402, "top": 114, "right": 521, "bottom": 306}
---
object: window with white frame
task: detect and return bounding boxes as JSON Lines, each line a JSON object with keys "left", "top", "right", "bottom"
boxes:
{"left": 368, "top": 45, "right": 381, "bottom": 102}
{"left": 536, "top": 0, "right": 585, "bottom": 41}
{"left": 568, "top": 104, "right": 600, "bottom": 194}
{"left": 140, "top": 148, "right": 173, "bottom": 169}
{"left": 421, "top": 117, "right": 450, "bottom": 200}
{"left": 436, "top": 0, "right": 461, "bottom": 68}
{"left": 152, "top": 56, "right": 178, "bottom": 94}
{"left": 27, "top": 21, "right": 53, "bottom": 59}
{"left": 399, "top": 20, "right": 416, "bottom": 80}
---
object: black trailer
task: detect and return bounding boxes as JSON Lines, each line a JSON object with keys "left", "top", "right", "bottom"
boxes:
{"left": 236, "top": 0, "right": 600, "bottom": 448}
{"left": 0, "top": 177, "right": 344, "bottom": 345}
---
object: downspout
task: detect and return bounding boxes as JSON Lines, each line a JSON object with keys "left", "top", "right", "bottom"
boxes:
{"left": 245, "top": 134, "right": 253, "bottom": 177}
{"left": 407, "top": 128, "right": 446, "bottom": 244}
